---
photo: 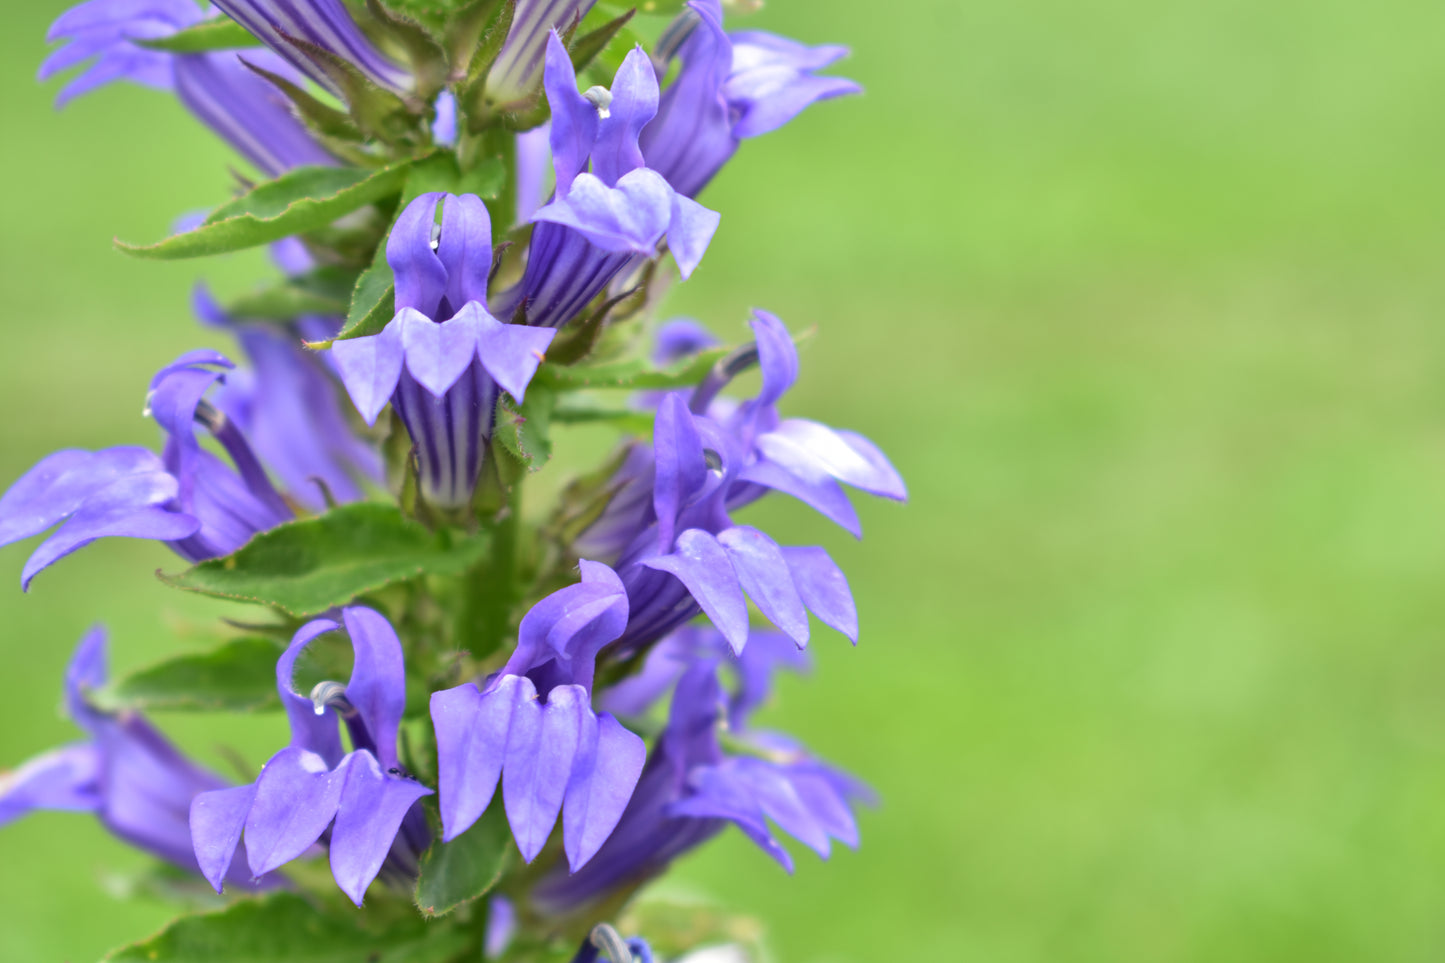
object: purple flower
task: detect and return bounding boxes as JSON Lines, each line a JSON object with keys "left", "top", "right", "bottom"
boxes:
{"left": 535, "top": 627, "right": 869, "bottom": 913}
{"left": 486, "top": 0, "right": 597, "bottom": 109}
{"left": 0, "top": 352, "right": 297, "bottom": 588}
{"left": 430, "top": 561, "right": 646, "bottom": 870}
{"left": 493, "top": 33, "right": 720, "bottom": 330}
{"left": 195, "top": 288, "right": 382, "bottom": 513}
{"left": 0, "top": 626, "right": 260, "bottom": 888}
{"left": 40, "top": 0, "right": 337, "bottom": 177}
{"left": 583, "top": 311, "right": 903, "bottom": 654}
{"left": 640, "top": 0, "right": 861, "bottom": 198}
{"left": 190, "top": 607, "right": 433, "bottom": 905}
{"left": 209, "top": 0, "right": 412, "bottom": 98}
{"left": 331, "top": 193, "right": 556, "bottom": 510}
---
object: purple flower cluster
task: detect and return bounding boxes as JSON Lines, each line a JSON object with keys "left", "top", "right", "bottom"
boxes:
{"left": 8, "top": 0, "right": 889, "bottom": 931}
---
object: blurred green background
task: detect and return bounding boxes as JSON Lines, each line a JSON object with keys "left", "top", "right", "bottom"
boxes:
{"left": 6, "top": 0, "right": 1445, "bottom": 959}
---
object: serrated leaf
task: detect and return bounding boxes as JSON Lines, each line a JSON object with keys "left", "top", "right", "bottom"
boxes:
{"left": 118, "top": 160, "right": 419, "bottom": 261}
{"left": 535, "top": 345, "right": 729, "bottom": 392}
{"left": 134, "top": 17, "right": 260, "bottom": 53}
{"left": 158, "top": 503, "right": 489, "bottom": 616}
{"left": 414, "top": 805, "right": 512, "bottom": 918}
{"left": 493, "top": 387, "right": 556, "bottom": 471}
{"left": 93, "top": 637, "right": 284, "bottom": 713}
{"left": 102, "top": 892, "right": 470, "bottom": 963}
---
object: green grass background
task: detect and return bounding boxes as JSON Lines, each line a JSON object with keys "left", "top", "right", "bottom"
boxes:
{"left": 5, "top": 0, "right": 1445, "bottom": 959}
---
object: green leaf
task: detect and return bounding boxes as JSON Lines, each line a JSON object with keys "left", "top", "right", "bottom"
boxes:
{"left": 103, "top": 892, "right": 470, "bottom": 963}
{"left": 159, "top": 503, "right": 489, "bottom": 617}
{"left": 133, "top": 17, "right": 260, "bottom": 53}
{"left": 535, "top": 345, "right": 729, "bottom": 392}
{"left": 493, "top": 387, "right": 556, "bottom": 471}
{"left": 414, "top": 805, "right": 513, "bottom": 918}
{"left": 570, "top": 7, "right": 636, "bottom": 75}
{"left": 552, "top": 398, "right": 654, "bottom": 433}
{"left": 92, "top": 637, "right": 285, "bottom": 713}
{"left": 117, "top": 159, "right": 419, "bottom": 260}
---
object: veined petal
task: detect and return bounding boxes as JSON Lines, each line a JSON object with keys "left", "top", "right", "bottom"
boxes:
{"left": 332, "top": 318, "right": 405, "bottom": 425}
{"left": 401, "top": 307, "right": 480, "bottom": 398}
{"left": 781, "top": 546, "right": 857, "bottom": 643}
{"left": 190, "top": 783, "right": 256, "bottom": 892}
{"left": 244, "top": 746, "right": 345, "bottom": 878}
{"left": 503, "top": 684, "right": 585, "bottom": 862}
{"left": 562, "top": 712, "right": 645, "bottom": 871}
{"left": 489, "top": 4, "right": 597, "bottom": 109}
{"left": 329, "top": 752, "right": 432, "bottom": 906}
{"left": 717, "top": 526, "right": 809, "bottom": 647}
{"left": 641, "top": 529, "right": 749, "bottom": 654}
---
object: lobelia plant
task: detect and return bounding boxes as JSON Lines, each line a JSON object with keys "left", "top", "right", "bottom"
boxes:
{"left": 2, "top": 0, "right": 899, "bottom": 960}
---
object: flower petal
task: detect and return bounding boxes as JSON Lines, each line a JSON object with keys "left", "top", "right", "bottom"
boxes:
{"left": 452, "top": 301, "right": 557, "bottom": 404}
{"left": 533, "top": 170, "right": 673, "bottom": 255}
{"left": 503, "top": 684, "right": 585, "bottom": 862}
{"left": 438, "top": 193, "right": 494, "bottom": 310}
{"left": 342, "top": 607, "right": 408, "bottom": 771}
{"left": 329, "top": 752, "right": 432, "bottom": 906}
{"left": 781, "top": 546, "right": 857, "bottom": 643}
{"left": 400, "top": 306, "right": 479, "bottom": 398}
{"left": 641, "top": 529, "right": 749, "bottom": 654}
{"left": 432, "top": 675, "right": 531, "bottom": 842}
{"left": 244, "top": 747, "right": 345, "bottom": 878}
{"left": 332, "top": 318, "right": 405, "bottom": 426}
{"left": 190, "top": 784, "right": 256, "bottom": 892}
{"left": 543, "top": 31, "right": 597, "bottom": 196}
{"left": 385, "top": 192, "right": 448, "bottom": 315}
{"left": 717, "top": 526, "right": 809, "bottom": 646}
{"left": 563, "top": 711, "right": 645, "bottom": 871}
{"left": 592, "top": 46, "right": 659, "bottom": 187}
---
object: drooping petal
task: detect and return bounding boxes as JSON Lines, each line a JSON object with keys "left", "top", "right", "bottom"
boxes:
{"left": 432, "top": 675, "right": 530, "bottom": 842}
{"left": 23, "top": 475, "right": 198, "bottom": 590}
{"left": 781, "top": 546, "right": 858, "bottom": 642}
{"left": 329, "top": 752, "right": 432, "bottom": 906}
{"left": 669, "top": 763, "right": 793, "bottom": 872}
{"left": 0, "top": 447, "right": 169, "bottom": 547}
{"left": 400, "top": 307, "right": 480, "bottom": 398}
{"left": 592, "top": 46, "right": 659, "bottom": 187}
{"left": 787, "top": 768, "right": 859, "bottom": 848}
{"left": 563, "top": 712, "right": 645, "bottom": 871}
{"left": 641, "top": 529, "right": 749, "bottom": 653}
{"left": 717, "top": 526, "right": 809, "bottom": 646}
{"left": 190, "top": 783, "right": 256, "bottom": 892}
{"left": 666, "top": 192, "right": 720, "bottom": 280}
{"left": 737, "top": 457, "right": 861, "bottom": 538}
{"left": 503, "top": 684, "right": 585, "bottom": 862}
{"left": 724, "top": 32, "right": 860, "bottom": 140}
{"left": 733, "top": 759, "right": 830, "bottom": 859}
{"left": 331, "top": 319, "right": 405, "bottom": 425}
{"left": 342, "top": 607, "right": 408, "bottom": 771}
{"left": 834, "top": 429, "right": 908, "bottom": 501}
{"left": 244, "top": 746, "right": 345, "bottom": 878}
{"left": 450, "top": 302, "right": 557, "bottom": 404}
{"left": 532, "top": 170, "right": 674, "bottom": 255}
{"left": 760, "top": 419, "right": 901, "bottom": 498}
